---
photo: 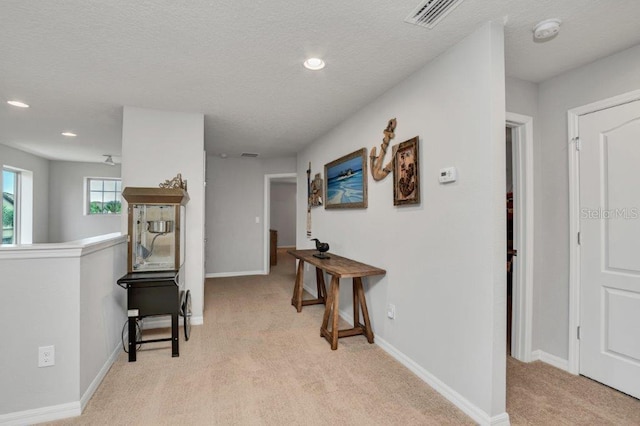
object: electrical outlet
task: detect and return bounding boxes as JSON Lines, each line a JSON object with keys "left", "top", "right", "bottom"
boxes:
{"left": 38, "top": 345, "right": 55, "bottom": 367}
{"left": 387, "top": 304, "right": 396, "bottom": 319}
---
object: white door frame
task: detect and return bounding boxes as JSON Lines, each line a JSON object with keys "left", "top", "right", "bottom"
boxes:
{"left": 506, "top": 112, "right": 534, "bottom": 362}
{"left": 567, "top": 89, "right": 640, "bottom": 375}
{"left": 263, "top": 172, "right": 297, "bottom": 274}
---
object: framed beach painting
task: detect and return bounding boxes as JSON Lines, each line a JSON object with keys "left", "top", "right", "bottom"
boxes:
{"left": 324, "top": 148, "right": 368, "bottom": 209}
{"left": 393, "top": 137, "right": 420, "bottom": 206}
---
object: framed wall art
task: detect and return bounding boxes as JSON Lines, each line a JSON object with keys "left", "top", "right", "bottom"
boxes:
{"left": 324, "top": 148, "right": 368, "bottom": 209}
{"left": 393, "top": 137, "right": 420, "bottom": 206}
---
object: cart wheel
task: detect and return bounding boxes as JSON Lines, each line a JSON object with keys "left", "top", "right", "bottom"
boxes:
{"left": 121, "top": 318, "right": 142, "bottom": 353}
{"left": 182, "top": 290, "right": 192, "bottom": 341}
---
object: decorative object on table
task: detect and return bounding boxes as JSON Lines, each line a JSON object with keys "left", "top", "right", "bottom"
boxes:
{"left": 309, "top": 173, "right": 323, "bottom": 207}
{"left": 159, "top": 173, "right": 187, "bottom": 190}
{"left": 370, "top": 118, "right": 397, "bottom": 181}
{"left": 311, "top": 238, "right": 330, "bottom": 259}
{"left": 324, "top": 148, "right": 368, "bottom": 209}
{"left": 306, "top": 162, "right": 312, "bottom": 238}
{"left": 392, "top": 136, "right": 420, "bottom": 206}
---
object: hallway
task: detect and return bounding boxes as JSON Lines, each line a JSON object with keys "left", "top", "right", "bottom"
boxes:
{"left": 48, "top": 250, "right": 640, "bottom": 425}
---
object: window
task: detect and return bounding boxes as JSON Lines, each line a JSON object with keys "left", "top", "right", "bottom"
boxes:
{"left": 87, "top": 178, "right": 122, "bottom": 215}
{"left": 2, "top": 169, "right": 19, "bottom": 244}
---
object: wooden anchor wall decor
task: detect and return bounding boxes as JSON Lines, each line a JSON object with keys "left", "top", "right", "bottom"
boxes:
{"left": 305, "top": 162, "right": 323, "bottom": 239}
{"left": 306, "top": 162, "right": 312, "bottom": 238}
{"left": 369, "top": 118, "right": 397, "bottom": 181}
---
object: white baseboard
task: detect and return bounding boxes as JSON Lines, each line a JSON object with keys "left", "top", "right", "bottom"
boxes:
{"left": 80, "top": 341, "right": 121, "bottom": 410}
{"left": 374, "top": 334, "right": 508, "bottom": 425}
{"left": 206, "top": 270, "right": 265, "bottom": 278}
{"left": 0, "top": 342, "right": 125, "bottom": 425}
{"left": 531, "top": 350, "right": 570, "bottom": 372}
{"left": 488, "top": 413, "right": 511, "bottom": 425}
{"left": 335, "top": 305, "right": 508, "bottom": 426}
{"left": 283, "top": 281, "right": 509, "bottom": 425}
{"left": 0, "top": 401, "right": 81, "bottom": 426}
{"left": 302, "top": 282, "right": 316, "bottom": 297}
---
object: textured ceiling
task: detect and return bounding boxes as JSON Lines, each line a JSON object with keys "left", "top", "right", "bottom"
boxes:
{"left": 1, "top": 0, "right": 639, "bottom": 163}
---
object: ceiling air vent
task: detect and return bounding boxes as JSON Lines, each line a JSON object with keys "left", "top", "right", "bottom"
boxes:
{"left": 241, "top": 152, "right": 259, "bottom": 158}
{"left": 404, "top": 0, "right": 466, "bottom": 29}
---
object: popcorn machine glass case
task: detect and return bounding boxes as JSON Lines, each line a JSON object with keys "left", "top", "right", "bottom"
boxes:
{"left": 122, "top": 187, "right": 189, "bottom": 273}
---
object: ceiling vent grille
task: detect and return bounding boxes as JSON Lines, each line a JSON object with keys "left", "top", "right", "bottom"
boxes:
{"left": 404, "top": 0, "right": 465, "bottom": 29}
{"left": 241, "top": 152, "right": 259, "bottom": 158}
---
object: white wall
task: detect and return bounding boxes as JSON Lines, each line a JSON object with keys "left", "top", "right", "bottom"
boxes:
{"left": 533, "top": 43, "right": 640, "bottom": 359}
{"left": 79, "top": 239, "right": 127, "bottom": 400}
{"left": 0, "top": 235, "right": 126, "bottom": 422}
{"left": 0, "top": 256, "right": 80, "bottom": 415}
{"left": 296, "top": 22, "right": 506, "bottom": 423}
{"left": 48, "top": 161, "right": 122, "bottom": 243}
{"left": 506, "top": 77, "right": 538, "bottom": 119}
{"left": 206, "top": 155, "right": 296, "bottom": 275}
{"left": 0, "top": 144, "right": 50, "bottom": 243}
{"left": 121, "top": 106, "right": 206, "bottom": 322}
{"left": 270, "top": 182, "right": 296, "bottom": 247}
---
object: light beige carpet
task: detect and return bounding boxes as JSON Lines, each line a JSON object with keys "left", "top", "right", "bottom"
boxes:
{"left": 46, "top": 250, "right": 639, "bottom": 425}
{"left": 506, "top": 356, "right": 640, "bottom": 425}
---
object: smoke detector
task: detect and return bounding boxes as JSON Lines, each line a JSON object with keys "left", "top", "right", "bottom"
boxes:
{"left": 533, "top": 18, "right": 561, "bottom": 41}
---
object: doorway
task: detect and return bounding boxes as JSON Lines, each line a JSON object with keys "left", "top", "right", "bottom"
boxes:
{"left": 506, "top": 127, "right": 514, "bottom": 353}
{"left": 506, "top": 113, "right": 534, "bottom": 362}
{"left": 263, "top": 173, "right": 297, "bottom": 274}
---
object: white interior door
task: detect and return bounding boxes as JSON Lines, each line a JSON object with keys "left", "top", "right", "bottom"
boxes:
{"left": 579, "top": 100, "right": 640, "bottom": 399}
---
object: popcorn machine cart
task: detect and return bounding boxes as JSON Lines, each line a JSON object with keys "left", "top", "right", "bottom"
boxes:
{"left": 117, "top": 186, "right": 190, "bottom": 362}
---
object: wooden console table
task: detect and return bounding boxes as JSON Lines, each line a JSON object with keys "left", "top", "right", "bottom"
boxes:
{"left": 288, "top": 249, "right": 386, "bottom": 350}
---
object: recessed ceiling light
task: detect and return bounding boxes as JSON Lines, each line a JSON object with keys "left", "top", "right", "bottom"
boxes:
{"left": 7, "top": 100, "right": 29, "bottom": 108}
{"left": 61, "top": 132, "right": 77, "bottom": 137}
{"left": 303, "top": 58, "right": 325, "bottom": 71}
